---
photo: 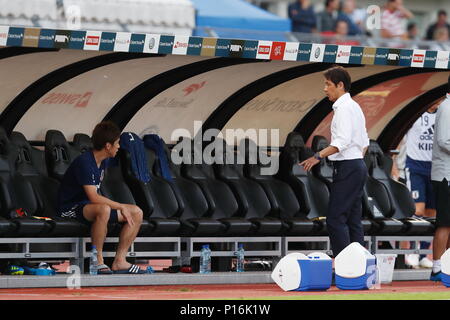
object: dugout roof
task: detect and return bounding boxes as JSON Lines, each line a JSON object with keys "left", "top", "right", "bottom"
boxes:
{"left": 0, "top": 25, "right": 448, "bottom": 150}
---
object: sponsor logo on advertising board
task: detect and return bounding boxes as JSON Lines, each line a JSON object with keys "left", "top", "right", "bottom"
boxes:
{"left": 99, "top": 32, "right": 116, "bottom": 51}
{"left": 215, "top": 39, "right": 231, "bottom": 57}
{"left": 38, "top": 29, "right": 55, "bottom": 48}
{"left": 258, "top": 45, "right": 270, "bottom": 55}
{"left": 229, "top": 39, "right": 245, "bottom": 58}
{"left": 201, "top": 38, "right": 217, "bottom": 57}
{"left": 86, "top": 36, "right": 99, "bottom": 45}
{"left": 114, "top": 32, "right": 131, "bottom": 52}
{"left": 270, "top": 42, "right": 286, "bottom": 60}
{"left": 387, "top": 53, "right": 399, "bottom": 61}
{"left": 387, "top": 49, "right": 400, "bottom": 66}
{"left": 187, "top": 37, "right": 202, "bottom": 56}
{"left": 172, "top": 35, "right": 189, "bottom": 55}
{"left": 69, "top": 31, "right": 86, "bottom": 50}
{"left": 143, "top": 34, "right": 160, "bottom": 54}
{"left": 283, "top": 42, "right": 299, "bottom": 61}
{"left": 174, "top": 41, "right": 188, "bottom": 49}
{"left": 424, "top": 51, "right": 437, "bottom": 69}
{"left": 158, "top": 35, "right": 175, "bottom": 54}
{"left": 23, "top": 28, "right": 40, "bottom": 47}
{"left": 399, "top": 49, "right": 413, "bottom": 67}
{"left": 242, "top": 40, "right": 258, "bottom": 59}
{"left": 84, "top": 31, "right": 101, "bottom": 50}
{"left": 374, "top": 48, "right": 388, "bottom": 65}
{"left": 335, "top": 45, "right": 351, "bottom": 64}
{"left": 297, "top": 43, "right": 312, "bottom": 61}
{"left": 361, "top": 47, "right": 376, "bottom": 65}
{"left": 314, "top": 46, "right": 321, "bottom": 59}
{"left": 55, "top": 34, "right": 69, "bottom": 44}
{"left": 0, "top": 26, "right": 9, "bottom": 46}
{"left": 435, "top": 51, "right": 450, "bottom": 69}
{"left": 256, "top": 41, "right": 272, "bottom": 59}
{"left": 349, "top": 46, "right": 363, "bottom": 64}
{"left": 411, "top": 49, "right": 426, "bottom": 68}
{"left": 54, "top": 30, "right": 71, "bottom": 49}
{"left": 323, "top": 45, "right": 337, "bottom": 63}
{"left": 129, "top": 33, "right": 145, "bottom": 52}
{"left": 7, "top": 27, "right": 24, "bottom": 47}
{"left": 309, "top": 44, "right": 325, "bottom": 62}
{"left": 413, "top": 53, "right": 424, "bottom": 63}
{"left": 230, "top": 44, "right": 242, "bottom": 52}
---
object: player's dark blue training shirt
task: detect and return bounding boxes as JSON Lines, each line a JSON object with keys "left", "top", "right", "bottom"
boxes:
{"left": 57, "top": 150, "right": 110, "bottom": 212}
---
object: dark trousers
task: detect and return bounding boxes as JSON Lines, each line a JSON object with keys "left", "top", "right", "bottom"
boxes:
{"left": 326, "top": 159, "right": 368, "bottom": 257}
{"left": 432, "top": 179, "right": 450, "bottom": 227}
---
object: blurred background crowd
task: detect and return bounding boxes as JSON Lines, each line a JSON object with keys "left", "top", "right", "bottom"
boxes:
{"left": 0, "top": 0, "right": 450, "bottom": 50}
{"left": 1, "top": 0, "right": 450, "bottom": 49}
{"left": 276, "top": 0, "right": 450, "bottom": 49}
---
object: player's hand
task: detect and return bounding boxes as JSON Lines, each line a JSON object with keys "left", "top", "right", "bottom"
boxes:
{"left": 119, "top": 205, "right": 135, "bottom": 227}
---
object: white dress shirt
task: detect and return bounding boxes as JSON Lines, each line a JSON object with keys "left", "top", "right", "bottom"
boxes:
{"left": 329, "top": 93, "right": 370, "bottom": 161}
{"left": 431, "top": 93, "right": 450, "bottom": 182}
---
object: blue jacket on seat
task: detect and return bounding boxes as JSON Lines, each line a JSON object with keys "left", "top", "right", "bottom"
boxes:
{"left": 143, "top": 134, "right": 173, "bottom": 183}
{"left": 119, "top": 132, "right": 151, "bottom": 183}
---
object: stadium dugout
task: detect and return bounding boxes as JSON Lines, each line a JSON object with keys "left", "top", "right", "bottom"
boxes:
{"left": 0, "top": 25, "right": 447, "bottom": 287}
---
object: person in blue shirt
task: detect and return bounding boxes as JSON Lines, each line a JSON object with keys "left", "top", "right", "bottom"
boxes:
{"left": 337, "top": 0, "right": 363, "bottom": 36}
{"left": 288, "top": 0, "right": 317, "bottom": 33}
{"left": 57, "top": 121, "right": 145, "bottom": 274}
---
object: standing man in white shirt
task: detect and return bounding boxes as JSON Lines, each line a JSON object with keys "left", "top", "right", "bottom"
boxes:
{"left": 301, "top": 66, "right": 369, "bottom": 256}
{"left": 430, "top": 76, "right": 450, "bottom": 281}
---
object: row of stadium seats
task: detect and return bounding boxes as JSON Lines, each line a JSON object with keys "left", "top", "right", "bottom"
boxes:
{"left": 0, "top": 127, "right": 434, "bottom": 238}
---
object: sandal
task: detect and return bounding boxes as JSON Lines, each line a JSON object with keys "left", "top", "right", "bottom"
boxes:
{"left": 95, "top": 264, "right": 113, "bottom": 274}
{"left": 112, "top": 264, "right": 146, "bottom": 274}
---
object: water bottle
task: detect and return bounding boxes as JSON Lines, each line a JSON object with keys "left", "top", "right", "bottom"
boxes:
{"left": 206, "top": 245, "right": 212, "bottom": 273}
{"left": 235, "top": 244, "right": 245, "bottom": 272}
{"left": 89, "top": 245, "right": 98, "bottom": 275}
{"left": 200, "top": 244, "right": 211, "bottom": 274}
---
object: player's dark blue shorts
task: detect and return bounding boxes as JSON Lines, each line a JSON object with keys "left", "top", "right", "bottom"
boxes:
{"left": 406, "top": 169, "right": 436, "bottom": 209}
{"left": 58, "top": 203, "right": 119, "bottom": 225}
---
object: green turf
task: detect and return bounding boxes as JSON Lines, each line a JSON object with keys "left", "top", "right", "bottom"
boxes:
{"left": 222, "top": 291, "right": 450, "bottom": 300}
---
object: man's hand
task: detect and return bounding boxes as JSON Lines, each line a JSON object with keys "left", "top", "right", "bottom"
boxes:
{"left": 299, "top": 156, "right": 320, "bottom": 172}
{"left": 391, "top": 155, "right": 400, "bottom": 181}
{"left": 119, "top": 204, "right": 135, "bottom": 227}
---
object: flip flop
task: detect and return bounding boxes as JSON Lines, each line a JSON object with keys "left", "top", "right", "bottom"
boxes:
{"left": 112, "top": 264, "right": 146, "bottom": 274}
{"left": 95, "top": 264, "right": 113, "bottom": 275}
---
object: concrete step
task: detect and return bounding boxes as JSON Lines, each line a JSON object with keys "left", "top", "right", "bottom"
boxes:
{"left": 0, "top": 269, "right": 433, "bottom": 289}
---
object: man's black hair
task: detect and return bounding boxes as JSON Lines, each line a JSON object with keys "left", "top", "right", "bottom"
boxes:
{"left": 91, "top": 121, "right": 121, "bottom": 151}
{"left": 323, "top": 66, "right": 352, "bottom": 92}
